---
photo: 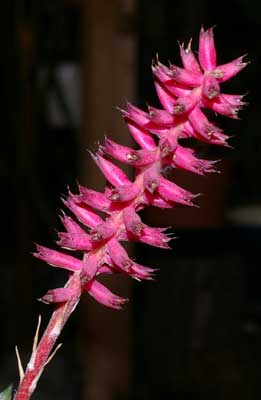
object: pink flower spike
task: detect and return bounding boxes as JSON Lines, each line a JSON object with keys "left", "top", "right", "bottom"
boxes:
{"left": 107, "top": 238, "right": 133, "bottom": 272}
{"left": 124, "top": 117, "right": 157, "bottom": 150}
{"left": 15, "top": 28, "right": 248, "bottom": 400}
{"left": 84, "top": 279, "right": 128, "bottom": 310}
{"left": 199, "top": 27, "right": 216, "bottom": 71}
{"left": 179, "top": 40, "right": 201, "bottom": 73}
{"left": 78, "top": 186, "right": 110, "bottom": 211}
{"left": 94, "top": 154, "right": 131, "bottom": 187}
{"left": 158, "top": 176, "right": 197, "bottom": 206}
{"left": 34, "top": 245, "right": 82, "bottom": 272}
{"left": 144, "top": 162, "right": 161, "bottom": 193}
{"left": 63, "top": 194, "right": 103, "bottom": 228}
{"left": 90, "top": 221, "right": 116, "bottom": 242}
{"left": 57, "top": 232, "right": 93, "bottom": 251}
{"left": 212, "top": 55, "right": 248, "bottom": 82}
{"left": 40, "top": 288, "right": 74, "bottom": 304}
{"left": 123, "top": 206, "right": 143, "bottom": 237}
{"left": 202, "top": 74, "right": 220, "bottom": 100}
{"left": 107, "top": 183, "right": 140, "bottom": 202}
{"left": 82, "top": 253, "right": 98, "bottom": 280}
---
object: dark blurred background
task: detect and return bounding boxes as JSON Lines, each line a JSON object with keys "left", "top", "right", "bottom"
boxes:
{"left": 1, "top": 0, "right": 261, "bottom": 399}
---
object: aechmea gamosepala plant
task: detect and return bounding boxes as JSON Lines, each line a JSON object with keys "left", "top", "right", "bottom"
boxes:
{"left": 14, "top": 27, "right": 248, "bottom": 400}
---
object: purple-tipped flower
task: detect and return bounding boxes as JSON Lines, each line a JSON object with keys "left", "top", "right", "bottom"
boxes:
{"left": 34, "top": 27, "right": 247, "bottom": 310}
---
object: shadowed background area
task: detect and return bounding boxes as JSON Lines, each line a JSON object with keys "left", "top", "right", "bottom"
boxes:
{"left": 1, "top": 0, "right": 261, "bottom": 399}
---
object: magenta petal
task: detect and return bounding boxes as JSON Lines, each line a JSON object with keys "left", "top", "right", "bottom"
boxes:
{"left": 169, "top": 63, "right": 203, "bottom": 87}
{"left": 179, "top": 41, "right": 201, "bottom": 73}
{"left": 199, "top": 27, "right": 216, "bottom": 71}
{"left": 40, "top": 288, "right": 74, "bottom": 304}
{"left": 57, "top": 232, "right": 93, "bottom": 251}
{"left": 94, "top": 154, "right": 131, "bottom": 186}
{"left": 130, "top": 263, "right": 155, "bottom": 280}
{"left": 123, "top": 206, "right": 143, "bottom": 237}
{"left": 107, "top": 183, "right": 140, "bottom": 202}
{"left": 213, "top": 55, "right": 248, "bottom": 82}
{"left": 140, "top": 226, "right": 171, "bottom": 249}
{"left": 60, "top": 213, "right": 84, "bottom": 235}
{"left": 147, "top": 106, "right": 175, "bottom": 128}
{"left": 172, "top": 90, "right": 200, "bottom": 115}
{"left": 90, "top": 221, "right": 116, "bottom": 242}
{"left": 123, "top": 117, "right": 156, "bottom": 150}
{"left": 103, "top": 138, "right": 158, "bottom": 167}
{"left": 153, "top": 77, "right": 177, "bottom": 112}
{"left": 34, "top": 245, "right": 82, "bottom": 272}
{"left": 144, "top": 191, "right": 173, "bottom": 209}
{"left": 78, "top": 186, "right": 110, "bottom": 211}
{"left": 84, "top": 279, "right": 128, "bottom": 310}
{"left": 173, "top": 145, "right": 217, "bottom": 175}
{"left": 82, "top": 253, "right": 98, "bottom": 280}
{"left": 202, "top": 75, "right": 220, "bottom": 100}
{"left": 203, "top": 96, "right": 240, "bottom": 119}
{"left": 107, "top": 238, "right": 132, "bottom": 272}
{"left": 158, "top": 176, "right": 196, "bottom": 206}
{"left": 144, "top": 162, "right": 161, "bottom": 193}
{"left": 63, "top": 194, "right": 103, "bottom": 228}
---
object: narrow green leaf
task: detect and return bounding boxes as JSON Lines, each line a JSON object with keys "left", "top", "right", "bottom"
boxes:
{"left": 0, "top": 385, "right": 13, "bottom": 400}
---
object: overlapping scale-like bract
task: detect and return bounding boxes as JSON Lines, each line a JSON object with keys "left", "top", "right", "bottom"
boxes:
{"left": 34, "top": 27, "right": 247, "bottom": 309}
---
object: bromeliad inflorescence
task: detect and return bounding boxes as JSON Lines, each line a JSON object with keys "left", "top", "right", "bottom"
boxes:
{"left": 14, "top": 27, "right": 248, "bottom": 400}
{"left": 34, "top": 27, "right": 247, "bottom": 308}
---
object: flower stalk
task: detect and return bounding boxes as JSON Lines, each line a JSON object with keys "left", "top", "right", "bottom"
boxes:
{"left": 14, "top": 27, "right": 247, "bottom": 400}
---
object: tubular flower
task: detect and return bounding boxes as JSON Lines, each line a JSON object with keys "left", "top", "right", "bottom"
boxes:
{"left": 35, "top": 27, "right": 247, "bottom": 310}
